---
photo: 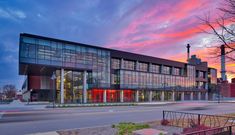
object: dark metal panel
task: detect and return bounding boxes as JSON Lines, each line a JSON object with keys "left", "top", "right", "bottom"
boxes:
{"left": 111, "top": 50, "right": 186, "bottom": 68}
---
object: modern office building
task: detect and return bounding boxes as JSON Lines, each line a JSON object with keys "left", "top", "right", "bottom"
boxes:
{"left": 19, "top": 33, "right": 217, "bottom": 103}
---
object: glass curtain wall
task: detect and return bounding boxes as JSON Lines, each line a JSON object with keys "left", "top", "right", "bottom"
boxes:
{"left": 20, "top": 36, "right": 111, "bottom": 89}
{"left": 123, "top": 90, "right": 135, "bottom": 102}
{"left": 120, "top": 65, "right": 196, "bottom": 90}
{"left": 193, "top": 92, "right": 198, "bottom": 100}
{"left": 152, "top": 91, "right": 161, "bottom": 101}
{"left": 184, "top": 92, "right": 191, "bottom": 100}
{"left": 164, "top": 91, "right": 172, "bottom": 101}
{"left": 138, "top": 90, "right": 149, "bottom": 102}
{"left": 56, "top": 70, "right": 84, "bottom": 103}
{"left": 107, "top": 90, "right": 120, "bottom": 102}
{"left": 201, "top": 92, "right": 206, "bottom": 100}
{"left": 175, "top": 92, "right": 182, "bottom": 101}
{"left": 87, "top": 89, "right": 103, "bottom": 103}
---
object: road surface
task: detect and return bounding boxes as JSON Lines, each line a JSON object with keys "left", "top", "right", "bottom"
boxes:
{"left": 0, "top": 102, "right": 235, "bottom": 135}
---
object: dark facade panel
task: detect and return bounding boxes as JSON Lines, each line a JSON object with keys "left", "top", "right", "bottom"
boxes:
{"left": 111, "top": 50, "right": 186, "bottom": 68}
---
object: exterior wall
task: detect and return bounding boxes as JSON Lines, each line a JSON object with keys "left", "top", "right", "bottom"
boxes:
{"left": 19, "top": 34, "right": 216, "bottom": 103}
{"left": 22, "top": 91, "right": 31, "bottom": 101}
{"left": 40, "top": 76, "right": 52, "bottom": 89}
{"left": 112, "top": 58, "right": 197, "bottom": 91}
{"left": 230, "top": 83, "right": 235, "bottom": 97}
{"left": 231, "top": 78, "right": 235, "bottom": 97}
{"left": 220, "top": 81, "right": 231, "bottom": 97}
{"left": 28, "top": 76, "right": 41, "bottom": 90}
{"left": 220, "top": 79, "right": 235, "bottom": 98}
{"left": 28, "top": 76, "right": 52, "bottom": 90}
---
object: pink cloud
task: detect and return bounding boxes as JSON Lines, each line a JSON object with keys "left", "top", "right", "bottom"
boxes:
{"left": 104, "top": 0, "right": 234, "bottom": 80}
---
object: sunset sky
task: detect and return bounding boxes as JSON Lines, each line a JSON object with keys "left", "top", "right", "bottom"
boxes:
{"left": 0, "top": 0, "right": 234, "bottom": 89}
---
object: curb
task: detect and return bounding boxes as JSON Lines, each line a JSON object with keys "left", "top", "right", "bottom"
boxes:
{"left": 27, "top": 131, "right": 58, "bottom": 135}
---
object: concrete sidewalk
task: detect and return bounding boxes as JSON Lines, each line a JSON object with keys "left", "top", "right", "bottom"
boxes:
{"left": 0, "top": 100, "right": 47, "bottom": 112}
{"left": 47, "top": 101, "right": 177, "bottom": 108}
{"left": 46, "top": 100, "right": 235, "bottom": 108}
{"left": 27, "top": 131, "right": 58, "bottom": 135}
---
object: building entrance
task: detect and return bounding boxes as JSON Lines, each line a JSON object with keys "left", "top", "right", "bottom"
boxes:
{"left": 56, "top": 70, "right": 85, "bottom": 103}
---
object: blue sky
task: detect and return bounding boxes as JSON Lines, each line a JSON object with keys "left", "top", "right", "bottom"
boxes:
{"left": 0, "top": 0, "right": 138, "bottom": 89}
{"left": 0, "top": 0, "right": 233, "bottom": 89}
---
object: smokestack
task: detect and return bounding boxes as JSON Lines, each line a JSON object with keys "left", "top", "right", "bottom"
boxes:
{"left": 220, "top": 45, "right": 227, "bottom": 81}
{"left": 186, "top": 44, "right": 191, "bottom": 62}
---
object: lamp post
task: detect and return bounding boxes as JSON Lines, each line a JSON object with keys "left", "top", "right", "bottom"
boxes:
{"left": 51, "top": 72, "right": 56, "bottom": 108}
{"left": 162, "top": 78, "right": 168, "bottom": 101}
{"left": 28, "top": 89, "right": 33, "bottom": 105}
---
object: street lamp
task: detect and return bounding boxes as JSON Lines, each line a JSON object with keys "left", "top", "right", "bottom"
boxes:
{"left": 28, "top": 89, "right": 33, "bottom": 104}
{"left": 51, "top": 72, "right": 56, "bottom": 108}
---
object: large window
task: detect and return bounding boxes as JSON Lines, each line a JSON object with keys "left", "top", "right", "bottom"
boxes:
{"left": 173, "top": 68, "right": 180, "bottom": 75}
{"left": 20, "top": 35, "right": 111, "bottom": 88}
{"left": 56, "top": 70, "right": 83, "bottom": 103}
{"left": 199, "top": 71, "right": 204, "bottom": 78}
{"left": 111, "top": 58, "right": 120, "bottom": 69}
{"left": 162, "top": 66, "right": 171, "bottom": 74}
{"left": 137, "top": 62, "right": 148, "bottom": 72}
{"left": 123, "top": 60, "right": 135, "bottom": 70}
{"left": 196, "top": 70, "right": 205, "bottom": 78}
{"left": 119, "top": 65, "right": 197, "bottom": 90}
{"left": 197, "top": 81, "right": 206, "bottom": 89}
{"left": 150, "top": 64, "right": 160, "bottom": 73}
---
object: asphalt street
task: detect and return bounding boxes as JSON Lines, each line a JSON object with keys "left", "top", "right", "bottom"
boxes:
{"left": 0, "top": 102, "right": 235, "bottom": 135}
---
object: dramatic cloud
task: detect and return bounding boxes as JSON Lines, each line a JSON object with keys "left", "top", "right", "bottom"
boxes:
{"left": 0, "top": 0, "right": 234, "bottom": 89}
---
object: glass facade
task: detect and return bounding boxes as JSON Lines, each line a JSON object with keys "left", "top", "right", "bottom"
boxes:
{"left": 137, "top": 62, "right": 148, "bottom": 72}
{"left": 138, "top": 90, "right": 149, "bottom": 102}
{"left": 162, "top": 66, "right": 171, "bottom": 74}
{"left": 150, "top": 64, "right": 160, "bottom": 73}
{"left": 123, "top": 60, "right": 135, "bottom": 70}
{"left": 152, "top": 91, "right": 161, "bottom": 101}
{"left": 20, "top": 36, "right": 110, "bottom": 88}
{"left": 119, "top": 65, "right": 195, "bottom": 90}
{"left": 19, "top": 34, "right": 215, "bottom": 103}
{"left": 173, "top": 67, "right": 180, "bottom": 75}
{"left": 111, "top": 58, "right": 121, "bottom": 69}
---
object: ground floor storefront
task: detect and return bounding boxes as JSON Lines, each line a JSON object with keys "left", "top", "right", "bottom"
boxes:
{"left": 53, "top": 89, "right": 208, "bottom": 103}
{"left": 25, "top": 88, "right": 208, "bottom": 103}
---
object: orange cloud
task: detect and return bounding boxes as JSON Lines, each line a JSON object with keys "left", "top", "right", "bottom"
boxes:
{"left": 105, "top": 0, "right": 234, "bottom": 81}
{"left": 168, "top": 48, "right": 235, "bottom": 82}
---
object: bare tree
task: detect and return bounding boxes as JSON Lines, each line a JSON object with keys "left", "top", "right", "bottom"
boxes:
{"left": 3, "top": 84, "right": 17, "bottom": 99}
{"left": 199, "top": 0, "right": 235, "bottom": 62}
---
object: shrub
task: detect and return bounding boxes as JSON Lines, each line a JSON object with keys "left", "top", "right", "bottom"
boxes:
{"left": 115, "top": 122, "right": 150, "bottom": 135}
